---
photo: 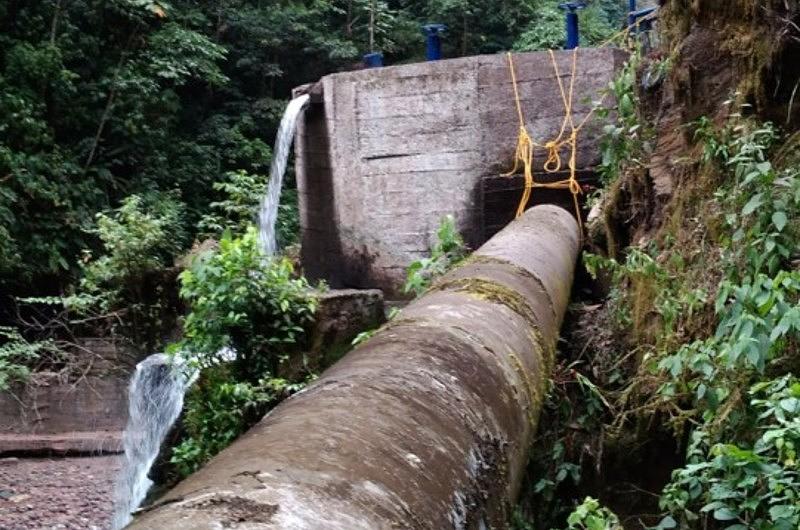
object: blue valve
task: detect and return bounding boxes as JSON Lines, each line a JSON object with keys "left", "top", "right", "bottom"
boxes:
{"left": 422, "top": 24, "right": 447, "bottom": 61}
{"left": 363, "top": 52, "right": 384, "bottom": 68}
{"left": 558, "top": 2, "right": 587, "bottom": 50}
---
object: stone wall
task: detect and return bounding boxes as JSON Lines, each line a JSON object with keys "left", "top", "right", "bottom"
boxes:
{"left": 296, "top": 48, "right": 628, "bottom": 295}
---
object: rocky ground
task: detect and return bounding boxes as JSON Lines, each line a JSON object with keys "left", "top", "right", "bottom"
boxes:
{"left": 0, "top": 455, "right": 121, "bottom": 530}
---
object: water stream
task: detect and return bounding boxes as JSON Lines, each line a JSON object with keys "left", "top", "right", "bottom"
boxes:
{"left": 111, "top": 355, "right": 194, "bottom": 530}
{"left": 258, "top": 93, "right": 310, "bottom": 256}
{"left": 111, "top": 95, "right": 310, "bottom": 528}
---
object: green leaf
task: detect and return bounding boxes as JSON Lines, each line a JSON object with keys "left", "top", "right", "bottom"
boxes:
{"left": 779, "top": 397, "right": 800, "bottom": 413}
{"left": 713, "top": 507, "right": 739, "bottom": 521}
{"left": 772, "top": 211, "right": 788, "bottom": 232}
{"left": 742, "top": 193, "right": 763, "bottom": 215}
{"left": 769, "top": 504, "right": 796, "bottom": 520}
{"left": 654, "top": 516, "right": 677, "bottom": 529}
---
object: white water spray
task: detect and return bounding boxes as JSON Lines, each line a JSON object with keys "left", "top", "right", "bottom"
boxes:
{"left": 258, "top": 93, "right": 310, "bottom": 256}
{"left": 111, "top": 96, "right": 310, "bottom": 528}
{"left": 111, "top": 355, "right": 194, "bottom": 529}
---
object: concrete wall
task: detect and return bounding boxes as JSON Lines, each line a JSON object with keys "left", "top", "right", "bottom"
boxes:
{"left": 0, "top": 374, "right": 129, "bottom": 454}
{"left": 296, "top": 48, "right": 627, "bottom": 295}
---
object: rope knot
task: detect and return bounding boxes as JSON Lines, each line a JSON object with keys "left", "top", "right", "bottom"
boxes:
{"left": 543, "top": 141, "right": 562, "bottom": 172}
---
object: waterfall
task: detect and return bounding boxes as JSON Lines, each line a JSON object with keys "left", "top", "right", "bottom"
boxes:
{"left": 258, "top": 93, "right": 310, "bottom": 256}
{"left": 111, "top": 355, "right": 194, "bottom": 530}
{"left": 111, "top": 96, "right": 309, "bottom": 528}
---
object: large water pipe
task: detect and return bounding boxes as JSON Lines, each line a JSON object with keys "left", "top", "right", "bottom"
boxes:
{"left": 126, "top": 204, "right": 580, "bottom": 529}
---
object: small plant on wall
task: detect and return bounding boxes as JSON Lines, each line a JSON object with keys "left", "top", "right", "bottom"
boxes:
{"left": 404, "top": 215, "right": 468, "bottom": 296}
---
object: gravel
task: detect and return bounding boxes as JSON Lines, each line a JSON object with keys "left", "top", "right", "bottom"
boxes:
{"left": 0, "top": 455, "right": 121, "bottom": 530}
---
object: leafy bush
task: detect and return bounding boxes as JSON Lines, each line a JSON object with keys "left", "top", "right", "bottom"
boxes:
{"left": 597, "top": 49, "right": 649, "bottom": 187}
{"left": 661, "top": 376, "right": 800, "bottom": 530}
{"left": 648, "top": 118, "right": 800, "bottom": 528}
{"left": 170, "top": 225, "right": 318, "bottom": 474}
{"left": 565, "top": 497, "right": 623, "bottom": 530}
{"left": 0, "top": 326, "right": 60, "bottom": 392}
{"left": 198, "top": 170, "right": 266, "bottom": 238}
{"left": 170, "top": 366, "right": 305, "bottom": 476}
{"left": 198, "top": 169, "right": 300, "bottom": 248}
{"left": 178, "top": 225, "right": 317, "bottom": 380}
{"left": 513, "top": 4, "right": 616, "bottom": 52}
{"left": 13, "top": 192, "right": 187, "bottom": 353}
{"left": 403, "top": 215, "right": 468, "bottom": 296}
{"left": 82, "top": 193, "right": 186, "bottom": 295}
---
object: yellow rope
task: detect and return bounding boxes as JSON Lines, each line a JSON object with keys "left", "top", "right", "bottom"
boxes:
{"left": 502, "top": 48, "right": 584, "bottom": 231}
{"left": 502, "top": 17, "right": 654, "bottom": 231}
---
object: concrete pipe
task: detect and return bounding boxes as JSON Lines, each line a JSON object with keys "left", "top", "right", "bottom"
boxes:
{"left": 127, "top": 204, "right": 581, "bottom": 530}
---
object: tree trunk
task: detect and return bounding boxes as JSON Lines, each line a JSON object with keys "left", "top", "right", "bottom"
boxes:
{"left": 126, "top": 205, "right": 580, "bottom": 530}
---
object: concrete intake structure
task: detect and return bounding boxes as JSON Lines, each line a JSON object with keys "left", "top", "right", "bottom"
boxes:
{"left": 296, "top": 48, "right": 626, "bottom": 295}
{"left": 126, "top": 205, "right": 580, "bottom": 530}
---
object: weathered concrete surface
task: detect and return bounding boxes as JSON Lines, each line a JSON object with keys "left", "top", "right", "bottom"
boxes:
{"left": 126, "top": 205, "right": 580, "bottom": 530}
{"left": 297, "top": 48, "right": 626, "bottom": 295}
{"left": 310, "top": 288, "right": 385, "bottom": 359}
{"left": 0, "top": 374, "right": 129, "bottom": 454}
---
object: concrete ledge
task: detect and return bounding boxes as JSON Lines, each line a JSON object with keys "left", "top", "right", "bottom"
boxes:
{"left": 0, "top": 432, "right": 123, "bottom": 455}
{"left": 0, "top": 374, "right": 129, "bottom": 456}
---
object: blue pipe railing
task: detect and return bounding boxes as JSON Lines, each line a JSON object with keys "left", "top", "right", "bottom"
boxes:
{"left": 629, "top": 6, "right": 657, "bottom": 31}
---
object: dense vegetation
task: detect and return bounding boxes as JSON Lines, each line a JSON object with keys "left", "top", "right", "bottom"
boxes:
{"left": 512, "top": 2, "right": 800, "bottom": 528}
{"left": 0, "top": 0, "right": 628, "bottom": 492}
{"left": 15, "top": 2, "right": 799, "bottom": 529}
{"left": 0, "top": 0, "right": 623, "bottom": 294}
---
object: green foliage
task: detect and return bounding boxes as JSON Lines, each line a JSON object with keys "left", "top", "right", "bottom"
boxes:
{"left": 657, "top": 121, "right": 800, "bottom": 408}
{"left": 83, "top": 193, "right": 186, "bottom": 294}
{"left": 0, "top": 2, "right": 227, "bottom": 283}
{"left": 513, "top": 3, "right": 618, "bottom": 52}
{"left": 649, "top": 117, "right": 800, "bottom": 528}
{"left": 515, "top": 361, "right": 616, "bottom": 529}
{"left": 0, "top": 0, "right": 634, "bottom": 297}
{"left": 170, "top": 366, "right": 306, "bottom": 476}
{"left": 171, "top": 225, "right": 318, "bottom": 473}
{"left": 597, "top": 49, "right": 648, "bottom": 186}
{"left": 584, "top": 246, "right": 707, "bottom": 340}
{"left": 0, "top": 326, "right": 60, "bottom": 392}
{"left": 178, "top": 226, "right": 317, "bottom": 380}
{"left": 198, "top": 170, "right": 265, "bottom": 238}
{"left": 565, "top": 497, "right": 623, "bottom": 530}
{"left": 660, "top": 376, "right": 800, "bottom": 530}
{"left": 12, "top": 193, "right": 187, "bottom": 353}
{"left": 403, "top": 215, "right": 468, "bottom": 296}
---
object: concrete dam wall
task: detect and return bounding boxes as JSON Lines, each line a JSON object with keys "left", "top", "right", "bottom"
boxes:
{"left": 296, "top": 48, "right": 626, "bottom": 295}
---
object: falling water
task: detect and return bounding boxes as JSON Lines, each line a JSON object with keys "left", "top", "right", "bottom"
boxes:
{"left": 111, "top": 97, "right": 310, "bottom": 528}
{"left": 258, "top": 93, "right": 310, "bottom": 256}
{"left": 111, "top": 355, "right": 195, "bottom": 530}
